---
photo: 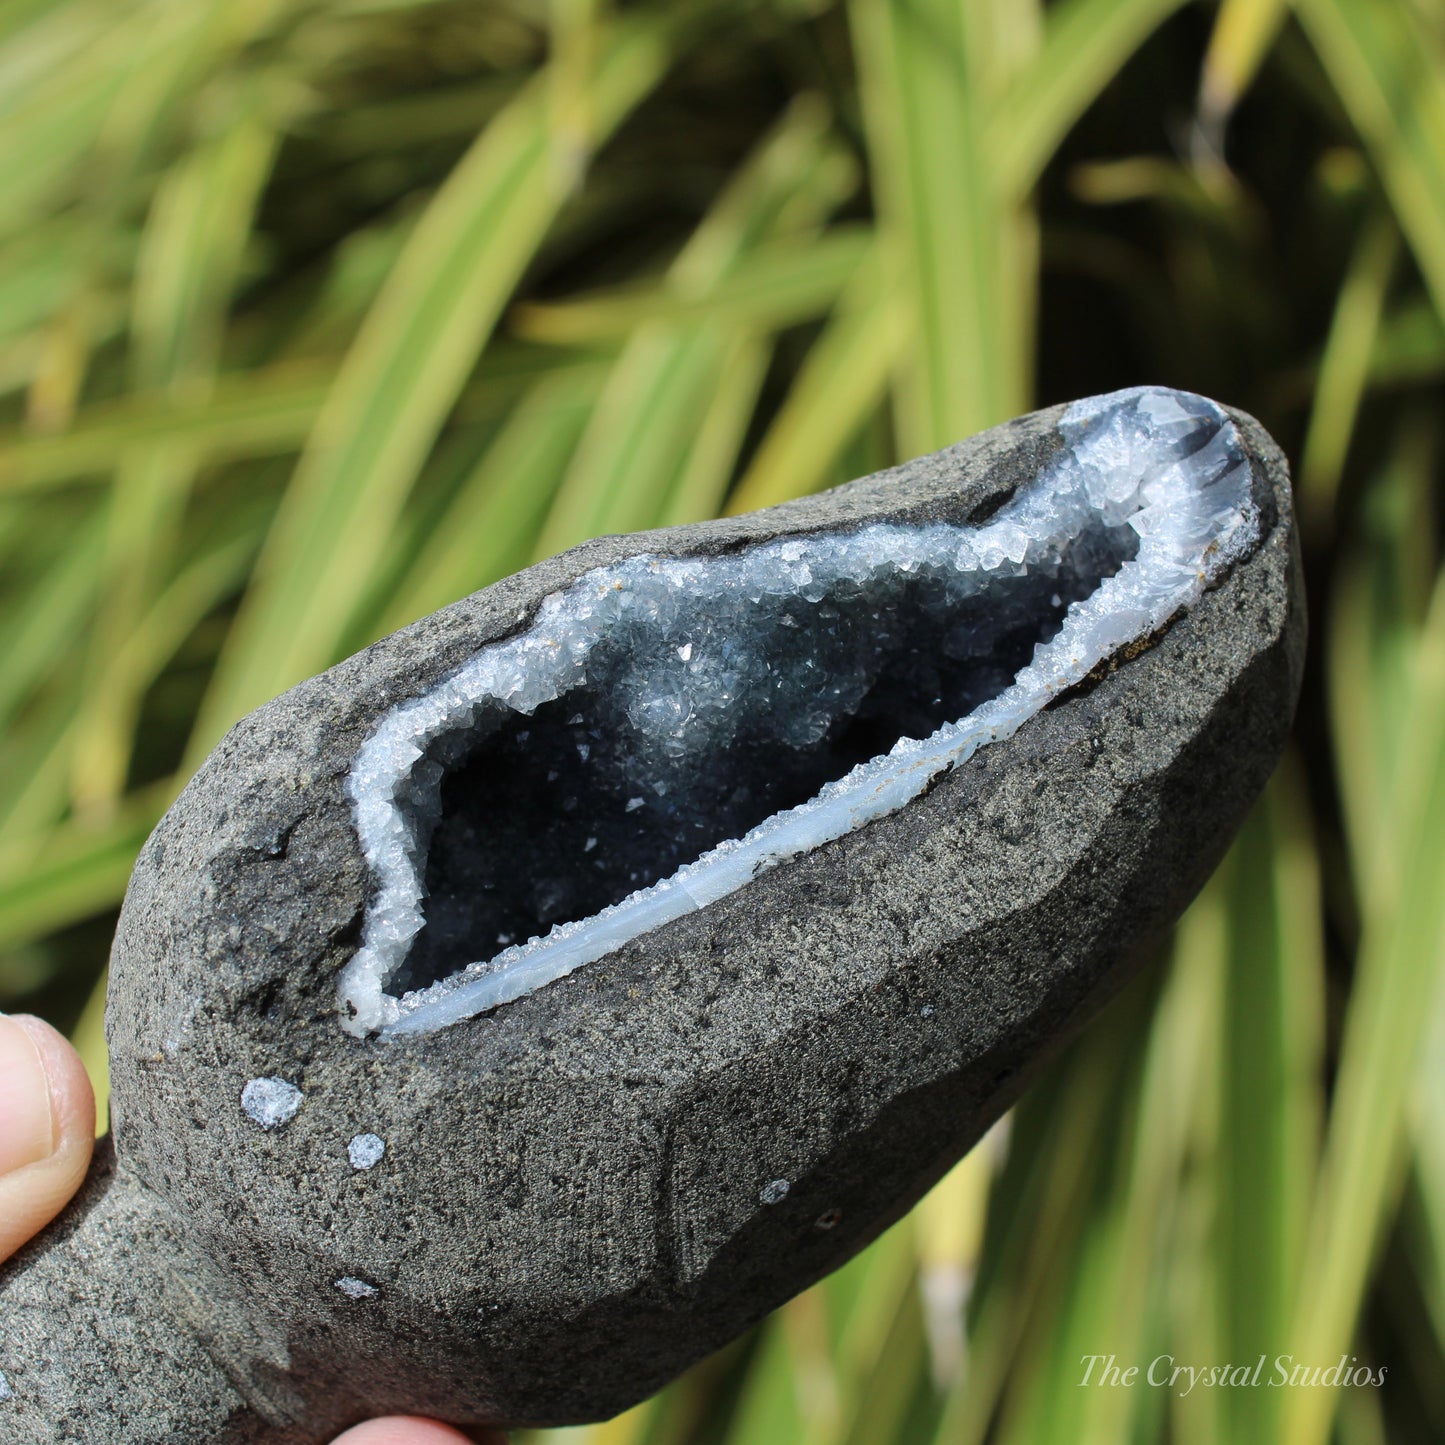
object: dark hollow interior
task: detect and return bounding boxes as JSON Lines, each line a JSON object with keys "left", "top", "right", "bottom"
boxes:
{"left": 392, "top": 522, "right": 1138, "bottom": 995}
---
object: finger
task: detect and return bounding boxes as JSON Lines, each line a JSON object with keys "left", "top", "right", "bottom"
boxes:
{"left": 0, "top": 1013, "right": 96, "bottom": 1264}
{"left": 329, "top": 1418, "right": 508, "bottom": 1445}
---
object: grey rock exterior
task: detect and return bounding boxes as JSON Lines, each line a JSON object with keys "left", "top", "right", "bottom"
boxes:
{"left": 0, "top": 396, "right": 1305, "bottom": 1443}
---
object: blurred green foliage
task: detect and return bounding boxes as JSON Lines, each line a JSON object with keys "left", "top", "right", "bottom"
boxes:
{"left": 1, "top": 0, "right": 1443, "bottom": 1440}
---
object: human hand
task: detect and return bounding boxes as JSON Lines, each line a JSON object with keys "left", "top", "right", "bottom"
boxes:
{"left": 0, "top": 1012, "right": 505, "bottom": 1444}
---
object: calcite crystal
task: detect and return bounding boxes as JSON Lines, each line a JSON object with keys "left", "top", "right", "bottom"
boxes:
{"left": 0, "top": 389, "right": 1303, "bottom": 1445}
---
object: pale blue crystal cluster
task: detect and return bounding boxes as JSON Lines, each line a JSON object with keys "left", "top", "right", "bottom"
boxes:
{"left": 340, "top": 387, "right": 1257, "bottom": 1038}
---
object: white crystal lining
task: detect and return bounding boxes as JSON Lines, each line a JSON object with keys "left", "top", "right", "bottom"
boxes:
{"left": 339, "top": 387, "right": 1258, "bottom": 1037}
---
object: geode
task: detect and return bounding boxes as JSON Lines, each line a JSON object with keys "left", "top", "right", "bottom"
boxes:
{"left": 0, "top": 388, "right": 1304, "bottom": 1444}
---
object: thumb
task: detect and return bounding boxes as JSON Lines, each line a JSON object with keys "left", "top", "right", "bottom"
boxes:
{"left": 0, "top": 1013, "right": 95, "bottom": 1263}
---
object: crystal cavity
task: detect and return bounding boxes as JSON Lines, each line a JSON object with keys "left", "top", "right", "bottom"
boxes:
{"left": 340, "top": 387, "right": 1259, "bottom": 1038}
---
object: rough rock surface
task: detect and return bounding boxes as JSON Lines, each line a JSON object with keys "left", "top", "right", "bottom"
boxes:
{"left": 0, "top": 394, "right": 1305, "bottom": 1444}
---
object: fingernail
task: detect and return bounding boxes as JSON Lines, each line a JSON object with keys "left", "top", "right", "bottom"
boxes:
{"left": 0, "top": 1014, "right": 55, "bottom": 1175}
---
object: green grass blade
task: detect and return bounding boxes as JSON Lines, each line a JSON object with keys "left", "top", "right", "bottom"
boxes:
{"left": 657, "top": 330, "right": 770, "bottom": 526}
{"left": 1364, "top": 295, "right": 1445, "bottom": 388}
{"left": 311, "top": 76, "right": 518, "bottom": 157}
{"left": 72, "top": 100, "right": 279, "bottom": 810}
{"left": 991, "top": 0, "right": 1191, "bottom": 196}
{"left": 930, "top": 977, "right": 1161, "bottom": 1445}
{"left": 914, "top": 1146, "right": 993, "bottom": 1392}
{"left": 0, "top": 363, "right": 331, "bottom": 490}
{"left": 1411, "top": 934, "right": 1445, "bottom": 1363}
{"left": 0, "top": 684, "right": 83, "bottom": 855}
{"left": 1196, "top": 0, "right": 1288, "bottom": 139}
{"left": 1042, "top": 905, "right": 1218, "bottom": 1445}
{"left": 1326, "top": 421, "right": 1437, "bottom": 899}
{"left": 533, "top": 99, "right": 850, "bottom": 552}
{"left": 0, "top": 522, "right": 258, "bottom": 949}
{"left": 0, "top": 507, "right": 104, "bottom": 730}
{"left": 0, "top": 0, "right": 87, "bottom": 50}
{"left": 722, "top": 1311, "right": 810, "bottom": 1445}
{"left": 0, "top": 27, "right": 123, "bottom": 235}
{"left": 76, "top": 523, "right": 262, "bottom": 808}
{"left": 726, "top": 248, "right": 905, "bottom": 515}
{"left": 850, "top": 0, "right": 1021, "bottom": 450}
{"left": 68, "top": 962, "right": 108, "bottom": 1133}
{"left": 804, "top": 1223, "right": 919, "bottom": 1445}
{"left": 0, "top": 224, "right": 87, "bottom": 347}
{"left": 128, "top": 105, "right": 279, "bottom": 392}
{"left": 1293, "top": 0, "right": 1445, "bottom": 326}
{"left": 837, "top": 1279, "right": 927, "bottom": 1445}
{"left": 7, "top": 0, "right": 280, "bottom": 423}
{"left": 1214, "top": 773, "right": 1325, "bottom": 1445}
{"left": 548, "top": 0, "right": 600, "bottom": 189}
{"left": 374, "top": 369, "right": 598, "bottom": 633}
{"left": 984, "top": 974, "right": 1161, "bottom": 1444}
{"left": 190, "top": 18, "right": 673, "bottom": 756}
{"left": 511, "top": 229, "right": 872, "bottom": 345}
{"left": 0, "top": 783, "right": 168, "bottom": 951}
{"left": 533, "top": 325, "right": 741, "bottom": 549}
{"left": 1298, "top": 205, "right": 1398, "bottom": 534}
{"left": 1284, "top": 566, "right": 1445, "bottom": 1445}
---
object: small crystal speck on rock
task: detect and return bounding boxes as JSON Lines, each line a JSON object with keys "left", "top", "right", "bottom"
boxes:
{"left": 759, "top": 1179, "right": 790, "bottom": 1205}
{"left": 348, "top": 1133, "right": 386, "bottom": 1170}
{"left": 240, "top": 1077, "right": 303, "bottom": 1130}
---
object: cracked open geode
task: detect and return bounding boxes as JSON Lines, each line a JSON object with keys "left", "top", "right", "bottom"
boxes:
{"left": 0, "top": 389, "right": 1304, "bottom": 1445}
{"left": 344, "top": 388, "right": 1262, "bottom": 1037}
